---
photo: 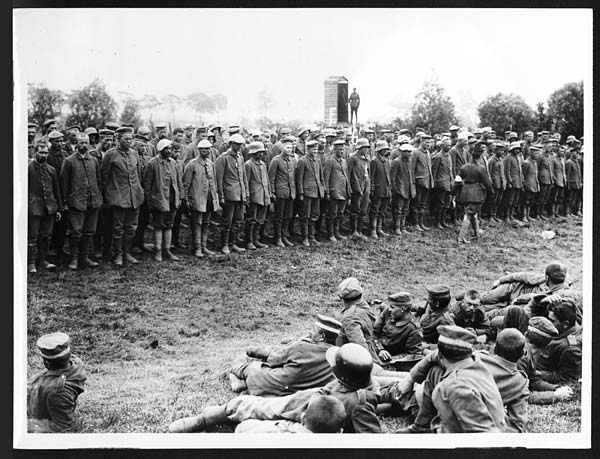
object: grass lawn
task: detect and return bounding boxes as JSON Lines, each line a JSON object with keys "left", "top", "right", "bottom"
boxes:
{"left": 25, "top": 216, "right": 583, "bottom": 433}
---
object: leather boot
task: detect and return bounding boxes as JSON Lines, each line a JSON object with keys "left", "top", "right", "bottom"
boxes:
{"left": 201, "top": 227, "right": 216, "bottom": 256}
{"left": 28, "top": 243, "right": 38, "bottom": 273}
{"left": 38, "top": 238, "right": 56, "bottom": 271}
{"left": 281, "top": 224, "right": 294, "bottom": 247}
{"left": 301, "top": 221, "right": 310, "bottom": 246}
{"left": 112, "top": 237, "right": 124, "bottom": 266}
{"left": 413, "top": 212, "right": 423, "bottom": 232}
{"left": 254, "top": 225, "right": 268, "bottom": 249}
{"left": 419, "top": 212, "right": 430, "bottom": 231}
{"left": 334, "top": 220, "right": 347, "bottom": 240}
{"left": 350, "top": 216, "right": 362, "bottom": 240}
{"left": 81, "top": 236, "right": 99, "bottom": 267}
{"left": 377, "top": 216, "right": 389, "bottom": 237}
{"left": 369, "top": 214, "right": 378, "bottom": 238}
{"left": 458, "top": 215, "right": 471, "bottom": 243}
{"left": 433, "top": 210, "right": 443, "bottom": 229}
{"left": 326, "top": 219, "right": 337, "bottom": 243}
{"left": 288, "top": 216, "right": 299, "bottom": 237}
{"left": 230, "top": 226, "right": 246, "bottom": 253}
{"left": 123, "top": 237, "right": 140, "bottom": 264}
{"left": 221, "top": 230, "right": 231, "bottom": 254}
{"left": 163, "top": 229, "right": 180, "bottom": 260}
{"left": 400, "top": 215, "right": 409, "bottom": 234}
{"left": 393, "top": 216, "right": 402, "bottom": 235}
{"left": 153, "top": 229, "right": 163, "bottom": 261}
{"left": 308, "top": 221, "right": 321, "bottom": 245}
{"left": 68, "top": 236, "right": 80, "bottom": 270}
{"left": 472, "top": 215, "right": 484, "bottom": 240}
{"left": 440, "top": 209, "right": 450, "bottom": 228}
{"left": 273, "top": 222, "right": 285, "bottom": 248}
{"left": 168, "top": 405, "right": 229, "bottom": 433}
{"left": 192, "top": 225, "right": 203, "bottom": 258}
{"left": 245, "top": 223, "right": 256, "bottom": 250}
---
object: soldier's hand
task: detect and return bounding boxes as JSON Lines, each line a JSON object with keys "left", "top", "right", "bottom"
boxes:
{"left": 298, "top": 194, "right": 304, "bottom": 201}
{"left": 220, "top": 199, "right": 225, "bottom": 207}
{"left": 378, "top": 350, "right": 392, "bottom": 362}
{"left": 554, "top": 386, "right": 574, "bottom": 400}
{"left": 492, "top": 279, "right": 500, "bottom": 288}
{"left": 394, "top": 376, "right": 415, "bottom": 397}
{"left": 476, "top": 334, "right": 487, "bottom": 344}
{"left": 55, "top": 212, "right": 62, "bottom": 221}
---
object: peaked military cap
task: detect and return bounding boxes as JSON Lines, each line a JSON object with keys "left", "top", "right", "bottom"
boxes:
{"left": 449, "top": 125, "right": 460, "bottom": 131}
{"left": 155, "top": 122, "right": 168, "bottom": 130}
{"left": 306, "top": 140, "right": 319, "bottom": 148}
{"left": 437, "top": 325, "right": 476, "bottom": 349}
{"left": 528, "top": 316, "right": 558, "bottom": 339}
{"left": 333, "top": 139, "right": 345, "bottom": 145}
{"left": 116, "top": 126, "right": 133, "bottom": 135}
{"left": 37, "top": 332, "right": 71, "bottom": 360}
{"left": 105, "top": 121, "right": 120, "bottom": 130}
{"left": 315, "top": 314, "right": 342, "bottom": 335}
{"left": 337, "top": 277, "right": 363, "bottom": 301}
{"left": 47, "top": 131, "right": 64, "bottom": 140}
{"left": 28, "top": 122, "right": 38, "bottom": 129}
{"left": 388, "top": 292, "right": 412, "bottom": 307}
{"left": 43, "top": 119, "right": 57, "bottom": 128}
{"left": 355, "top": 138, "right": 370, "bottom": 149}
{"left": 99, "top": 128, "right": 113, "bottom": 136}
{"left": 426, "top": 284, "right": 451, "bottom": 299}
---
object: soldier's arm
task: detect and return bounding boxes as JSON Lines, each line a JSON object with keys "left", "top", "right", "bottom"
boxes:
{"left": 214, "top": 156, "right": 225, "bottom": 201}
{"left": 267, "top": 158, "right": 277, "bottom": 196}
{"left": 351, "top": 403, "right": 381, "bottom": 433}
{"left": 99, "top": 151, "right": 111, "bottom": 195}
{"left": 141, "top": 161, "right": 153, "bottom": 202}
{"left": 264, "top": 342, "right": 297, "bottom": 367}
{"left": 404, "top": 326, "right": 424, "bottom": 354}
{"left": 409, "top": 349, "right": 440, "bottom": 383}
{"left": 446, "top": 384, "right": 501, "bottom": 432}
{"left": 51, "top": 167, "right": 63, "bottom": 211}
{"left": 182, "top": 162, "right": 194, "bottom": 198}
{"left": 342, "top": 317, "right": 369, "bottom": 349}
{"left": 294, "top": 159, "right": 305, "bottom": 197}
{"left": 503, "top": 390, "right": 528, "bottom": 433}
{"left": 58, "top": 158, "right": 70, "bottom": 207}
{"left": 45, "top": 387, "right": 79, "bottom": 432}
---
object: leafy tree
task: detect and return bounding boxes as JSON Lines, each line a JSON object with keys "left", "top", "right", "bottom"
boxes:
{"left": 186, "top": 92, "right": 216, "bottom": 115}
{"left": 120, "top": 97, "right": 142, "bottom": 129}
{"left": 27, "top": 84, "right": 65, "bottom": 129}
{"left": 410, "top": 79, "right": 459, "bottom": 134}
{"left": 65, "top": 79, "right": 117, "bottom": 129}
{"left": 477, "top": 93, "right": 534, "bottom": 135}
{"left": 532, "top": 102, "right": 553, "bottom": 134}
{"left": 212, "top": 94, "right": 228, "bottom": 112}
{"left": 547, "top": 81, "right": 583, "bottom": 139}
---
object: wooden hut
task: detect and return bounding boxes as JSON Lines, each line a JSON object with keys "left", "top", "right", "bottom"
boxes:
{"left": 323, "top": 76, "right": 349, "bottom": 126}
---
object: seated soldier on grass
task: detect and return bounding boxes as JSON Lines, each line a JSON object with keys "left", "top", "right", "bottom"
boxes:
{"left": 519, "top": 316, "right": 574, "bottom": 405}
{"left": 534, "top": 298, "right": 582, "bottom": 385}
{"left": 415, "top": 284, "right": 455, "bottom": 348}
{"left": 451, "top": 289, "right": 492, "bottom": 342}
{"left": 373, "top": 292, "right": 423, "bottom": 364}
{"left": 234, "top": 394, "right": 346, "bottom": 433}
{"left": 169, "top": 343, "right": 381, "bottom": 434}
{"left": 227, "top": 314, "right": 342, "bottom": 396}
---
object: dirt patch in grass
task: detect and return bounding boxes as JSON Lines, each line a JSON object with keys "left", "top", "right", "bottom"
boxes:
{"left": 26, "top": 217, "right": 583, "bottom": 433}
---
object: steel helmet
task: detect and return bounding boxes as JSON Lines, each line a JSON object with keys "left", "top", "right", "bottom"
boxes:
{"left": 228, "top": 133, "right": 246, "bottom": 144}
{"left": 247, "top": 141, "right": 266, "bottom": 155}
{"left": 326, "top": 343, "right": 373, "bottom": 389}
{"left": 355, "top": 138, "right": 370, "bottom": 149}
{"left": 197, "top": 139, "right": 212, "bottom": 149}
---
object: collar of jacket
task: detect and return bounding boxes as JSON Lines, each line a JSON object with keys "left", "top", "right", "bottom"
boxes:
{"left": 441, "top": 353, "right": 478, "bottom": 377}
{"left": 341, "top": 297, "right": 369, "bottom": 311}
{"left": 556, "top": 323, "right": 581, "bottom": 340}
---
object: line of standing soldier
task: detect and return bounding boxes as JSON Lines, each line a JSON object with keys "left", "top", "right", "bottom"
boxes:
{"left": 27, "top": 120, "right": 584, "bottom": 271}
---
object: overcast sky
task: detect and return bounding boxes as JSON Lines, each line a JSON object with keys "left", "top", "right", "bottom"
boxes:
{"left": 14, "top": 8, "right": 592, "bottom": 125}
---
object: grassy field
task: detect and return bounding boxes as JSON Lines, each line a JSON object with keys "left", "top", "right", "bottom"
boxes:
{"left": 26, "top": 215, "right": 583, "bottom": 433}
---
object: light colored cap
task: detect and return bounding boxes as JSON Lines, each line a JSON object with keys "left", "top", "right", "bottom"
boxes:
{"left": 228, "top": 133, "right": 246, "bottom": 144}
{"left": 247, "top": 141, "right": 266, "bottom": 155}
{"left": 197, "top": 139, "right": 212, "bottom": 149}
{"left": 337, "top": 277, "right": 363, "bottom": 301}
{"left": 157, "top": 139, "right": 173, "bottom": 152}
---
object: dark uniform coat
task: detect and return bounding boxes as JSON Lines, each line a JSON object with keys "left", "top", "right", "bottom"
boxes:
{"left": 182, "top": 156, "right": 220, "bottom": 213}
{"left": 373, "top": 307, "right": 422, "bottom": 356}
{"left": 449, "top": 144, "right": 470, "bottom": 178}
{"left": 431, "top": 151, "right": 453, "bottom": 191}
{"left": 244, "top": 158, "right": 272, "bottom": 206}
{"left": 142, "top": 156, "right": 183, "bottom": 211}
{"left": 521, "top": 158, "right": 540, "bottom": 193}
{"left": 100, "top": 147, "right": 145, "bottom": 208}
{"left": 28, "top": 161, "right": 62, "bottom": 216}
{"left": 268, "top": 154, "right": 296, "bottom": 199}
{"left": 488, "top": 155, "right": 507, "bottom": 190}
{"left": 457, "top": 162, "right": 493, "bottom": 204}
{"left": 295, "top": 154, "right": 325, "bottom": 199}
{"left": 323, "top": 155, "right": 351, "bottom": 200}
{"left": 535, "top": 324, "right": 582, "bottom": 384}
{"left": 336, "top": 298, "right": 381, "bottom": 365}
{"left": 504, "top": 154, "right": 523, "bottom": 189}
{"left": 370, "top": 155, "right": 392, "bottom": 198}
{"left": 537, "top": 154, "right": 555, "bottom": 185}
{"left": 410, "top": 147, "right": 433, "bottom": 189}
{"left": 214, "top": 150, "right": 248, "bottom": 202}
{"left": 517, "top": 343, "right": 560, "bottom": 405}
{"left": 565, "top": 159, "right": 582, "bottom": 189}
{"left": 347, "top": 151, "right": 371, "bottom": 194}
{"left": 390, "top": 153, "right": 416, "bottom": 199}
{"left": 60, "top": 153, "right": 103, "bottom": 211}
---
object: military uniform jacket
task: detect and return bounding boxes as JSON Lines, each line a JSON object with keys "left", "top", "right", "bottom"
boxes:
{"left": 552, "top": 156, "right": 566, "bottom": 188}
{"left": 431, "top": 151, "right": 453, "bottom": 191}
{"left": 47, "top": 147, "right": 68, "bottom": 176}
{"left": 419, "top": 306, "right": 455, "bottom": 344}
{"left": 449, "top": 145, "right": 470, "bottom": 178}
{"left": 244, "top": 158, "right": 271, "bottom": 206}
{"left": 390, "top": 153, "right": 416, "bottom": 199}
{"left": 295, "top": 139, "right": 306, "bottom": 157}
{"left": 521, "top": 158, "right": 540, "bottom": 193}
{"left": 27, "top": 356, "right": 86, "bottom": 433}
{"left": 347, "top": 152, "right": 371, "bottom": 194}
{"left": 60, "top": 153, "right": 103, "bottom": 211}
{"left": 535, "top": 323, "right": 582, "bottom": 384}
{"left": 142, "top": 156, "right": 183, "bottom": 212}
{"left": 245, "top": 337, "right": 335, "bottom": 396}
{"left": 457, "top": 162, "right": 493, "bottom": 204}
{"left": 370, "top": 155, "right": 392, "bottom": 198}
{"left": 295, "top": 154, "right": 325, "bottom": 199}
{"left": 478, "top": 351, "right": 529, "bottom": 433}
{"left": 373, "top": 306, "right": 422, "bottom": 356}
{"left": 565, "top": 159, "right": 582, "bottom": 189}
{"left": 537, "top": 154, "right": 554, "bottom": 185}
{"left": 182, "top": 157, "right": 220, "bottom": 213}
{"left": 323, "top": 155, "right": 351, "bottom": 200}
{"left": 411, "top": 147, "right": 434, "bottom": 189}
{"left": 336, "top": 298, "right": 381, "bottom": 365}
{"left": 487, "top": 155, "right": 507, "bottom": 190}
{"left": 517, "top": 343, "right": 560, "bottom": 405}
{"left": 28, "top": 160, "right": 62, "bottom": 216}
{"left": 215, "top": 150, "right": 248, "bottom": 202}
{"left": 268, "top": 154, "right": 296, "bottom": 199}
{"left": 504, "top": 154, "right": 523, "bottom": 189}
{"left": 100, "top": 147, "right": 144, "bottom": 208}
{"left": 431, "top": 354, "right": 506, "bottom": 433}
{"left": 453, "top": 308, "right": 492, "bottom": 338}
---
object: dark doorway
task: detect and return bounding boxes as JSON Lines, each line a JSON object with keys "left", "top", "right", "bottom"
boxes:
{"left": 337, "top": 82, "right": 349, "bottom": 124}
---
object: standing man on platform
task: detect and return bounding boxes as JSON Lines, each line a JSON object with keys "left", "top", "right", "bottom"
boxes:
{"left": 349, "top": 88, "right": 360, "bottom": 126}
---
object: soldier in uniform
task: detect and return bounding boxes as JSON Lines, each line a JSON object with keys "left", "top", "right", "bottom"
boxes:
{"left": 502, "top": 142, "right": 524, "bottom": 222}
{"left": 349, "top": 88, "right": 360, "bottom": 125}
{"left": 323, "top": 139, "right": 351, "bottom": 242}
{"left": 295, "top": 126, "right": 311, "bottom": 157}
{"left": 295, "top": 139, "right": 325, "bottom": 246}
{"left": 41, "top": 118, "right": 59, "bottom": 144}
{"left": 268, "top": 136, "right": 296, "bottom": 248}
{"left": 27, "top": 144, "right": 63, "bottom": 273}
{"left": 347, "top": 138, "right": 371, "bottom": 240}
{"left": 536, "top": 139, "right": 555, "bottom": 220}
{"left": 182, "top": 139, "right": 220, "bottom": 258}
{"left": 143, "top": 139, "right": 183, "bottom": 262}
{"left": 535, "top": 299, "right": 582, "bottom": 385}
{"left": 373, "top": 292, "right": 422, "bottom": 363}
{"left": 369, "top": 140, "right": 392, "bottom": 238}
{"left": 28, "top": 123, "right": 38, "bottom": 159}
{"left": 227, "top": 314, "right": 342, "bottom": 396}
{"left": 215, "top": 133, "right": 248, "bottom": 255}
{"left": 448, "top": 131, "right": 470, "bottom": 224}
{"left": 520, "top": 145, "right": 541, "bottom": 222}
{"left": 47, "top": 130, "right": 69, "bottom": 259}
{"left": 550, "top": 145, "right": 566, "bottom": 217}
{"left": 452, "top": 290, "right": 492, "bottom": 341}
{"left": 487, "top": 141, "right": 507, "bottom": 222}
{"left": 84, "top": 127, "right": 99, "bottom": 149}
{"left": 390, "top": 143, "right": 416, "bottom": 235}
{"left": 183, "top": 124, "right": 195, "bottom": 146}
{"left": 27, "top": 332, "right": 86, "bottom": 433}
{"left": 64, "top": 125, "right": 81, "bottom": 155}
{"left": 416, "top": 284, "right": 455, "bottom": 346}
{"left": 150, "top": 123, "right": 169, "bottom": 149}
{"left": 243, "top": 141, "right": 271, "bottom": 250}
{"left": 430, "top": 136, "right": 453, "bottom": 229}
{"left": 410, "top": 134, "right": 434, "bottom": 231}
{"left": 565, "top": 146, "right": 582, "bottom": 216}
{"left": 59, "top": 133, "right": 103, "bottom": 270}
{"left": 456, "top": 142, "right": 493, "bottom": 243}
{"left": 100, "top": 127, "right": 145, "bottom": 266}
{"left": 169, "top": 343, "right": 381, "bottom": 434}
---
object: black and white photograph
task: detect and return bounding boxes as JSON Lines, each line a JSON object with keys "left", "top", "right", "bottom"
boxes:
{"left": 13, "top": 7, "right": 592, "bottom": 449}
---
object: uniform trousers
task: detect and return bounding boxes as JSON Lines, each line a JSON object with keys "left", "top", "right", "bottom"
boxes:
{"left": 431, "top": 188, "right": 451, "bottom": 213}
{"left": 111, "top": 206, "right": 139, "bottom": 239}
{"left": 369, "top": 196, "right": 389, "bottom": 219}
{"left": 221, "top": 200, "right": 245, "bottom": 232}
{"left": 391, "top": 194, "right": 411, "bottom": 218}
{"left": 28, "top": 213, "right": 55, "bottom": 246}
{"left": 300, "top": 197, "right": 320, "bottom": 223}
{"left": 68, "top": 207, "right": 99, "bottom": 238}
{"left": 414, "top": 185, "right": 430, "bottom": 213}
{"left": 246, "top": 203, "right": 268, "bottom": 226}
{"left": 327, "top": 199, "right": 347, "bottom": 221}
{"left": 273, "top": 198, "right": 294, "bottom": 225}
